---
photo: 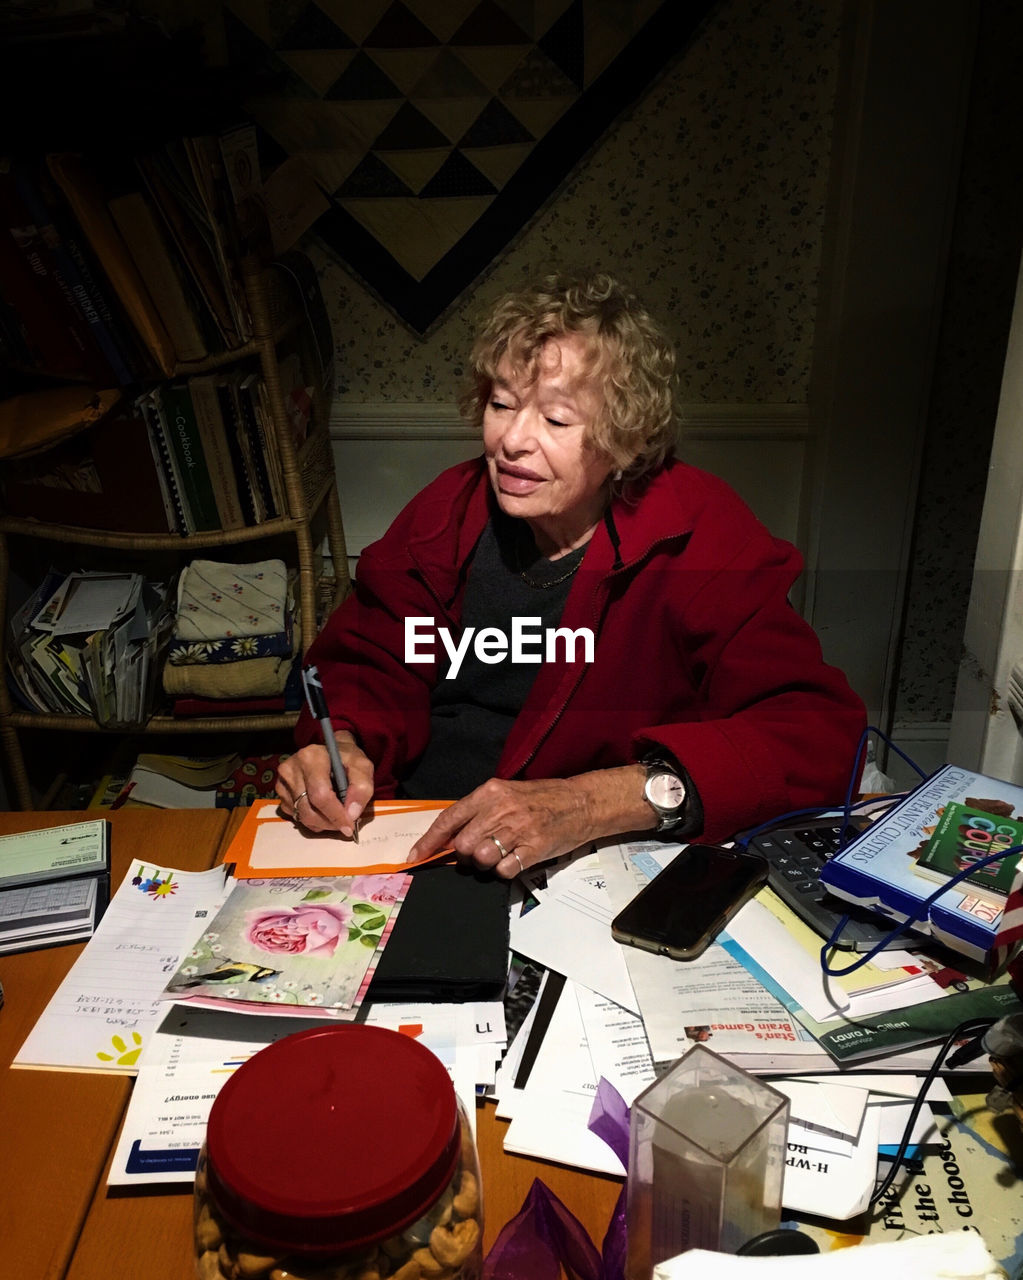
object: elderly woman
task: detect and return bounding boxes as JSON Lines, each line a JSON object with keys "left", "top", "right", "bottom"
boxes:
{"left": 277, "top": 273, "right": 865, "bottom": 877}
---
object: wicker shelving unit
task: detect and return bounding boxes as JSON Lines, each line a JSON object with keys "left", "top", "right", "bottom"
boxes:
{"left": 0, "top": 256, "right": 351, "bottom": 808}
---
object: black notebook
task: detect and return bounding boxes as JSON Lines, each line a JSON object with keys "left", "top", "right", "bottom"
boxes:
{"left": 364, "top": 862, "right": 510, "bottom": 1003}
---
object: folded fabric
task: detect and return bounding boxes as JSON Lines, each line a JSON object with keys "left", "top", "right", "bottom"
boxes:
{"left": 174, "top": 559, "right": 289, "bottom": 642}
{"left": 166, "top": 621, "right": 294, "bottom": 666}
{"left": 174, "top": 695, "right": 285, "bottom": 716}
{"left": 163, "top": 609, "right": 299, "bottom": 700}
{"left": 172, "top": 659, "right": 303, "bottom": 716}
{"left": 163, "top": 653, "right": 297, "bottom": 699}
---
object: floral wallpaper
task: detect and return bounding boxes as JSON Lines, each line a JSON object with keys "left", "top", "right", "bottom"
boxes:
{"left": 310, "top": 0, "right": 842, "bottom": 407}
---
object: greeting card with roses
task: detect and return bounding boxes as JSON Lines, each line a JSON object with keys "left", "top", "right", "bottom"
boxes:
{"left": 161, "top": 871, "right": 411, "bottom": 1014}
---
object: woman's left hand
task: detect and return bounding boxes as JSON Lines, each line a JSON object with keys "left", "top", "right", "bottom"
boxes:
{"left": 407, "top": 767, "right": 653, "bottom": 878}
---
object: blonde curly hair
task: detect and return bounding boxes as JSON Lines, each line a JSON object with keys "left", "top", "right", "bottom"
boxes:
{"left": 460, "top": 272, "right": 678, "bottom": 484}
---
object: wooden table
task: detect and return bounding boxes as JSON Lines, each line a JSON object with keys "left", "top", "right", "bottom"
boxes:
{"left": 0, "top": 808, "right": 622, "bottom": 1280}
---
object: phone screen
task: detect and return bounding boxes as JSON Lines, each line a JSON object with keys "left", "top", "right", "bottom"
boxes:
{"left": 611, "top": 844, "right": 769, "bottom": 960}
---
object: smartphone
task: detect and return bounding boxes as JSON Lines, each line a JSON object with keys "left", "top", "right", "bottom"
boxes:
{"left": 611, "top": 844, "right": 769, "bottom": 961}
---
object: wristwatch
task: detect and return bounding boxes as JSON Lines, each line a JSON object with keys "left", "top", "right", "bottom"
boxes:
{"left": 642, "top": 758, "right": 688, "bottom": 832}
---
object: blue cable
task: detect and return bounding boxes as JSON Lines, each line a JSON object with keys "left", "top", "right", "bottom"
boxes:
{"left": 819, "top": 840, "right": 1023, "bottom": 976}
{"left": 735, "top": 724, "right": 923, "bottom": 854}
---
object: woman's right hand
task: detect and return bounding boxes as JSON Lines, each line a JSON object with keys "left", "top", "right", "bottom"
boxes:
{"left": 275, "top": 731, "right": 374, "bottom": 838}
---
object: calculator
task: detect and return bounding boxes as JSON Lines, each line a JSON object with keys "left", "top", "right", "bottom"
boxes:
{"left": 741, "top": 816, "right": 907, "bottom": 952}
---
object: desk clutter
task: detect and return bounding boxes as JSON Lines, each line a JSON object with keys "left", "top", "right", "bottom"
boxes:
{"left": 7, "top": 766, "right": 1023, "bottom": 1276}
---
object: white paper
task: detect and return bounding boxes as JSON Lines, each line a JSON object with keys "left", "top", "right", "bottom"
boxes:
{"left": 14, "top": 863, "right": 232, "bottom": 1072}
{"left": 245, "top": 805, "right": 445, "bottom": 873}
{"left": 48, "top": 571, "right": 139, "bottom": 635}
{"left": 109, "top": 1000, "right": 500, "bottom": 1184}
{"left": 772, "top": 1073, "right": 951, "bottom": 1102}
{"left": 770, "top": 1079, "right": 869, "bottom": 1143}
{"left": 725, "top": 896, "right": 930, "bottom": 1023}
{"left": 654, "top": 1231, "right": 1003, "bottom": 1279}
{"left": 573, "top": 983, "right": 657, "bottom": 1105}
{"left": 783, "top": 1106, "right": 881, "bottom": 1218}
{"left": 873, "top": 1099, "right": 940, "bottom": 1149}
{"left": 620, "top": 937, "right": 822, "bottom": 1068}
{"left": 501, "top": 977, "right": 626, "bottom": 1176}
{"left": 509, "top": 876, "right": 639, "bottom": 1013}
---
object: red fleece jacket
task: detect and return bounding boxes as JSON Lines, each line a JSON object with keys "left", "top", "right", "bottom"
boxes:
{"left": 296, "top": 457, "right": 866, "bottom": 842}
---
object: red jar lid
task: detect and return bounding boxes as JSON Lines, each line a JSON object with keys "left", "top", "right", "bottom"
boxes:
{"left": 205, "top": 1024, "right": 461, "bottom": 1254}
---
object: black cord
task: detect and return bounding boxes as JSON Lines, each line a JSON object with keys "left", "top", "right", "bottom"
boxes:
{"left": 730, "top": 731, "right": 1012, "bottom": 1213}
{"left": 868, "top": 1016, "right": 996, "bottom": 1207}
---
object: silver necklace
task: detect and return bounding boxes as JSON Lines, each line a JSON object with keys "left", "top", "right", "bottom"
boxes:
{"left": 519, "top": 556, "right": 583, "bottom": 590}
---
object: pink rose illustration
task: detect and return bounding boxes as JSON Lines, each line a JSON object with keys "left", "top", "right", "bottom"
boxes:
{"left": 349, "top": 873, "right": 407, "bottom": 905}
{"left": 245, "top": 903, "right": 353, "bottom": 956}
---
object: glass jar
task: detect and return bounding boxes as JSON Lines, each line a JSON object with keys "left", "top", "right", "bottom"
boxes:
{"left": 193, "top": 1024, "right": 483, "bottom": 1280}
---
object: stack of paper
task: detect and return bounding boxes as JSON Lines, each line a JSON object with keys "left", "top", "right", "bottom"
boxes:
{"left": 108, "top": 998, "right": 507, "bottom": 1185}
{"left": 119, "top": 753, "right": 242, "bottom": 808}
{"left": 721, "top": 889, "right": 1023, "bottom": 1065}
{"left": 7, "top": 568, "right": 173, "bottom": 725}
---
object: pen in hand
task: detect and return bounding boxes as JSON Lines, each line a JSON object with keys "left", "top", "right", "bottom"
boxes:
{"left": 301, "top": 664, "right": 360, "bottom": 843}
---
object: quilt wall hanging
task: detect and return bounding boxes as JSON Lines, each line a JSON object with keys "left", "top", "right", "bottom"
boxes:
{"left": 222, "top": 0, "right": 717, "bottom": 334}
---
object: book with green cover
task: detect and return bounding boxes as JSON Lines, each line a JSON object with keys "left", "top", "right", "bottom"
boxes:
{"left": 914, "top": 800, "right": 1023, "bottom": 906}
{"left": 158, "top": 382, "right": 220, "bottom": 531}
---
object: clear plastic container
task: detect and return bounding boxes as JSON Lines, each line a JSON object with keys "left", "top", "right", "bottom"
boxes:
{"left": 626, "top": 1044, "right": 788, "bottom": 1276}
{"left": 193, "top": 1024, "right": 483, "bottom": 1280}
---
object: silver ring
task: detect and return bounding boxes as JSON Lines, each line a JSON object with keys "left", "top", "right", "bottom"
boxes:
{"left": 293, "top": 791, "right": 309, "bottom": 819}
{"left": 513, "top": 852, "right": 525, "bottom": 875}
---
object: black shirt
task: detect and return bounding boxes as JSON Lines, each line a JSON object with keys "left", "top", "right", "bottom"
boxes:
{"left": 401, "top": 511, "right": 588, "bottom": 800}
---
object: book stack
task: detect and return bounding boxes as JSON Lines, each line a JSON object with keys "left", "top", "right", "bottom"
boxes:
{"left": 114, "top": 753, "right": 242, "bottom": 809}
{"left": 134, "top": 368, "right": 296, "bottom": 534}
{"left": 0, "top": 129, "right": 265, "bottom": 384}
{"left": 819, "top": 764, "right": 1023, "bottom": 961}
{"left": 162, "top": 558, "right": 301, "bottom": 717}
{"left": 6, "top": 568, "right": 174, "bottom": 726}
{"left": 89, "top": 752, "right": 288, "bottom": 811}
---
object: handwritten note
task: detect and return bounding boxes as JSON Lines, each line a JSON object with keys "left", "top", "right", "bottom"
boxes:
{"left": 13, "top": 862, "right": 232, "bottom": 1073}
{"left": 228, "top": 798, "right": 452, "bottom": 878}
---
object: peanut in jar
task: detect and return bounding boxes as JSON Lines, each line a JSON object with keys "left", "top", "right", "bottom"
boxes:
{"left": 194, "top": 1025, "right": 483, "bottom": 1280}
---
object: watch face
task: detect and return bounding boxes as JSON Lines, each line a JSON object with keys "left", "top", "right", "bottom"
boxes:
{"left": 648, "top": 772, "right": 686, "bottom": 811}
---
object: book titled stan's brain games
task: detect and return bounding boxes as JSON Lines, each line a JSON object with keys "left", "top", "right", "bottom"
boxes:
{"left": 914, "top": 800, "right": 1023, "bottom": 906}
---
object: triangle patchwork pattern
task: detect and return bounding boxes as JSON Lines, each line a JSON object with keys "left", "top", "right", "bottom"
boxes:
{"left": 324, "top": 50, "right": 404, "bottom": 101}
{"left": 459, "top": 97, "right": 534, "bottom": 147}
{"left": 338, "top": 151, "right": 417, "bottom": 198}
{"left": 450, "top": 1, "right": 532, "bottom": 46}
{"left": 233, "top": 0, "right": 713, "bottom": 331}
{"left": 538, "top": 0, "right": 585, "bottom": 90}
{"left": 374, "top": 102, "right": 452, "bottom": 150}
{"left": 277, "top": 3, "right": 356, "bottom": 52}
{"left": 365, "top": 1, "right": 443, "bottom": 47}
{"left": 419, "top": 149, "right": 498, "bottom": 198}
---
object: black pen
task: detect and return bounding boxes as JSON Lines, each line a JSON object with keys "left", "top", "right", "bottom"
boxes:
{"left": 301, "top": 664, "right": 360, "bottom": 842}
